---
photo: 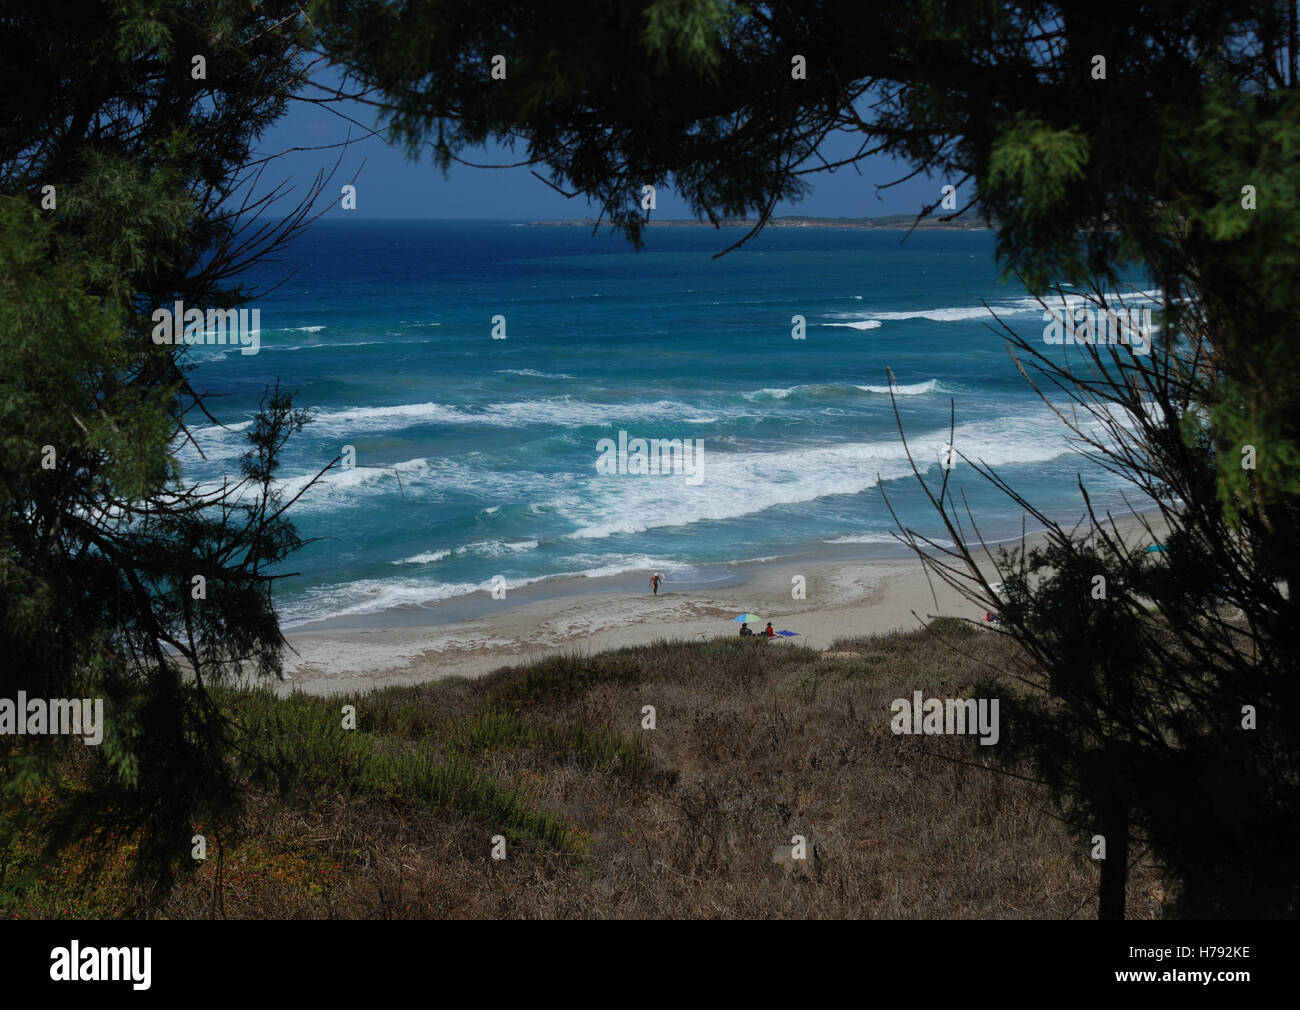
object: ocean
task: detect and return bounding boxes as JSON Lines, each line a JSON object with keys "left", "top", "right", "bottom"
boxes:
{"left": 175, "top": 219, "right": 1154, "bottom": 627}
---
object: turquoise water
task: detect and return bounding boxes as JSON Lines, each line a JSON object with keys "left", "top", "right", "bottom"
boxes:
{"left": 176, "top": 220, "right": 1150, "bottom": 626}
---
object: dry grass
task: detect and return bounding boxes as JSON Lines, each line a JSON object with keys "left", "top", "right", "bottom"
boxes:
{"left": 170, "top": 621, "right": 1163, "bottom": 918}
{"left": 6, "top": 620, "right": 1166, "bottom": 919}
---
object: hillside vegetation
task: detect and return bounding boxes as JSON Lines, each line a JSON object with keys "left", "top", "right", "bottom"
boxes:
{"left": 0, "top": 621, "right": 1163, "bottom": 919}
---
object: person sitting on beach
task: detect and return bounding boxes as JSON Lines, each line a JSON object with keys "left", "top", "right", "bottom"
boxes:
{"left": 739, "top": 623, "right": 753, "bottom": 636}
{"left": 765, "top": 622, "right": 775, "bottom": 638}
{"left": 650, "top": 572, "right": 662, "bottom": 595}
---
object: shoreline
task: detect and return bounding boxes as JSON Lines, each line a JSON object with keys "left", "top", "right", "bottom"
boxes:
{"left": 280, "top": 536, "right": 933, "bottom": 634}
{"left": 279, "top": 510, "right": 1167, "bottom": 696}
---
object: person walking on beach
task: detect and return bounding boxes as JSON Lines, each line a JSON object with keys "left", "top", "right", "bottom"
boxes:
{"left": 650, "top": 571, "right": 662, "bottom": 595}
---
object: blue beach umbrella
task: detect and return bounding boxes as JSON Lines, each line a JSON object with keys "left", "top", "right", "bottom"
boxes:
{"left": 733, "top": 613, "right": 763, "bottom": 623}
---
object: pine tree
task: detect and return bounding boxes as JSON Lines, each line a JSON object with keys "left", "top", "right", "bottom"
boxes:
{"left": 1, "top": 0, "right": 326, "bottom": 898}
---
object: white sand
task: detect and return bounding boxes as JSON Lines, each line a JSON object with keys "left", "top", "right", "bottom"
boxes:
{"left": 277, "top": 512, "right": 1167, "bottom": 696}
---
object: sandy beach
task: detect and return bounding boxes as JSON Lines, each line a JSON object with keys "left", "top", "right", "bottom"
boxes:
{"left": 278, "top": 510, "right": 1167, "bottom": 695}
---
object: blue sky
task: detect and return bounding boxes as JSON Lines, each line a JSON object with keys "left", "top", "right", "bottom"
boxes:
{"left": 252, "top": 76, "right": 951, "bottom": 221}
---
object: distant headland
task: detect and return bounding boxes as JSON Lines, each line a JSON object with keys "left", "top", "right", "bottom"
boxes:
{"left": 526, "top": 212, "right": 991, "bottom": 230}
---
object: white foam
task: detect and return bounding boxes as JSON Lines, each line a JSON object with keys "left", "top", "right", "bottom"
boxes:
{"left": 267, "top": 340, "right": 383, "bottom": 353}
{"left": 881, "top": 305, "right": 1026, "bottom": 322}
{"left": 209, "top": 396, "right": 733, "bottom": 440}
{"left": 822, "top": 319, "right": 883, "bottom": 330}
{"left": 825, "top": 532, "right": 955, "bottom": 548}
{"left": 743, "top": 381, "right": 939, "bottom": 401}
{"left": 856, "top": 379, "right": 940, "bottom": 395}
{"left": 179, "top": 394, "right": 757, "bottom": 463}
{"left": 267, "top": 456, "right": 550, "bottom": 514}
{"left": 280, "top": 578, "right": 492, "bottom": 625}
{"left": 563, "top": 410, "right": 1080, "bottom": 541}
{"left": 827, "top": 289, "right": 1164, "bottom": 327}
{"left": 496, "top": 368, "right": 577, "bottom": 379}
{"left": 280, "top": 556, "right": 701, "bottom": 625}
{"left": 824, "top": 532, "right": 903, "bottom": 545}
{"left": 455, "top": 539, "right": 540, "bottom": 557}
{"left": 245, "top": 399, "right": 1091, "bottom": 531}
{"left": 391, "top": 549, "right": 451, "bottom": 566}
{"left": 567, "top": 556, "right": 699, "bottom": 581}
{"left": 274, "top": 461, "right": 425, "bottom": 504}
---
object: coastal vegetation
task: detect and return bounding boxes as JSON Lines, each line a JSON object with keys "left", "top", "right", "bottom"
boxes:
{"left": 1, "top": 622, "right": 1166, "bottom": 918}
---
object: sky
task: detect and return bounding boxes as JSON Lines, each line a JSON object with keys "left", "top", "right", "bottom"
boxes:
{"left": 250, "top": 72, "right": 951, "bottom": 222}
